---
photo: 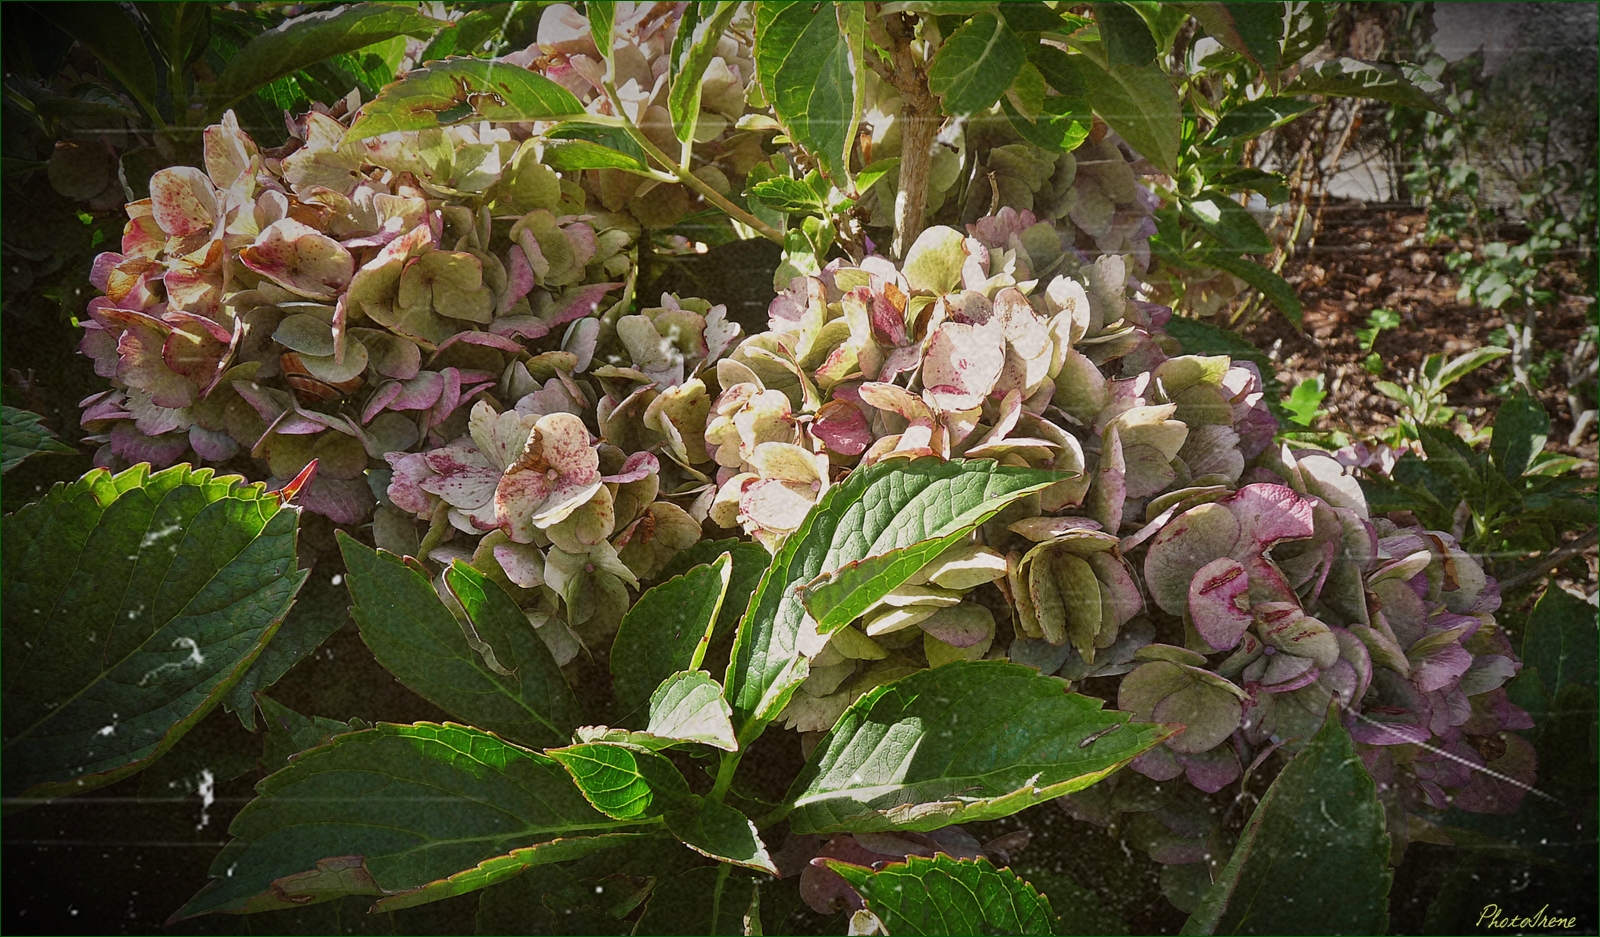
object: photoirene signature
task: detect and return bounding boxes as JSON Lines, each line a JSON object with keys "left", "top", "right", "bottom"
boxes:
{"left": 1476, "top": 903, "right": 1579, "bottom": 930}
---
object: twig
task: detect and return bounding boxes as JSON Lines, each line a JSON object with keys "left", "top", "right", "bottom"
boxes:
{"left": 1499, "top": 525, "right": 1600, "bottom": 594}
{"left": 880, "top": 13, "right": 939, "bottom": 259}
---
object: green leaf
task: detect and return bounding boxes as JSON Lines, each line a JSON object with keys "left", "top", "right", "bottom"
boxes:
{"left": 825, "top": 853, "right": 1055, "bottom": 936}
{"left": 1083, "top": 58, "right": 1181, "bottom": 174}
{"left": 854, "top": 156, "right": 902, "bottom": 195}
{"left": 1520, "top": 586, "right": 1598, "bottom": 696}
{"left": 174, "top": 723, "right": 643, "bottom": 919}
{"left": 749, "top": 173, "right": 829, "bottom": 213}
{"left": 1435, "top": 345, "right": 1509, "bottom": 389}
{"left": 35, "top": 3, "right": 159, "bottom": 118}
{"left": 2, "top": 405, "right": 75, "bottom": 473}
{"left": 1004, "top": 94, "right": 1093, "bottom": 152}
{"left": 1206, "top": 253, "right": 1303, "bottom": 326}
{"left": 210, "top": 3, "right": 446, "bottom": 115}
{"left": 2, "top": 464, "right": 305, "bottom": 801}
{"left": 336, "top": 533, "right": 576, "bottom": 748}
{"left": 1281, "top": 57, "right": 1448, "bottom": 114}
{"left": 1489, "top": 392, "right": 1550, "bottom": 482}
{"left": 136, "top": 706, "right": 261, "bottom": 802}
{"left": 549, "top": 741, "right": 691, "bottom": 820}
{"left": 224, "top": 561, "right": 349, "bottom": 730}
{"left": 588, "top": 1, "right": 615, "bottom": 69}
{"left": 785, "top": 660, "right": 1172, "bottom": 834}
{"left": 1032, "top": 44, "right": 1090, "bottom": 97}
{"left": 1094, "top": 2, "right": 1157, "bottom": 67}
{"left": 753, "top": 0, "right": 857, "bottom": 181}
{"left": 1183, "top": 193, "right": 1272, "bottom": 254}
{"left": 667, "top": 1, "right": 741, "bottom": 143}
{"left": 635, "top": 865, "right": 760, "bottom": 936}
{"left": 658, "top": 538, "right": 771, "bottom": 643}
{"left": 927, "top": 12, "right": 1026, "bottom": 116}
{"left": 1180, "top": 3, "right": 1284, "bottom": 81}
{"left": 999, "top": 2, "right": 1068, "bottom": 34}
{"left": 443, "top": 560, "right": 582, "bottom": 733}
{"left": 665, "top": 796, "right": 777, "bottom": 873}
{"left": 137, "top": 2, "right": 211, "bottom": 69}
{"left": 255, "top": 694, "right": 366, "bottom": 775}
{"left": 724, "top": 458, "right": 1064, "bottom": 746}
{"left": 417, "top": 4, "right": 505, "bottom": 62}
{"left": 1279, "top": 1, "right": 1327, "bottom": 65}
{"left": 544, "top": 123, "right": 651, "bottom": 174}
{"left": 1281, "top": 376, "right": 1326, "bottom": 427}
{"left": 1204, "top": 96, "right": 1318, "bottom": 148}
{"left": 345, "top": 56, "right": 586, "bottom": 141}
{"left": 611, "top": 555, "right": 732, "bottom": 726}
{"left": 1181, "top": 708, "right": 1391, "bottom": 935}
{"left": 800, "top": 481, "right": 1057, "bottom": 635}
{"left": 646, "top": 670, "right": 738, "bottom": 751}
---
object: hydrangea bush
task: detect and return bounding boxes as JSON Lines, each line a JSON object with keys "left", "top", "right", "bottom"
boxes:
{"left": 6, "top": 2, "right": 1540, "bottom": 933}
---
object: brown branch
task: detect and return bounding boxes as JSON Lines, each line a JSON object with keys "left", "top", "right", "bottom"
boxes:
{"left": 881, "top": 13, "right": 940, "bottom": 259}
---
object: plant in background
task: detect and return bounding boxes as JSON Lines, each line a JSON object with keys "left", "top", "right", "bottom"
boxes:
{"left": 1372, "top": 344, "right": 1507, "bottom": 446}
{"left": 1356, "top": 307, "right": 1401, "bottom": 374}
{"left": 0, "top": 2, "right": 1580, "bottom": 934}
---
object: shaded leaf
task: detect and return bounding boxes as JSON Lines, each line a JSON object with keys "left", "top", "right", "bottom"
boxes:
{"left": 611, "top": 555, "right": 732, "bottom": 726}
{"left": 658, "top": 538, "right": 771, "bottom": 642}
{"left": 1281, "top": 57, "right": 1447, "bottom": 114}
{"left": 1095, "top": 2, "right": 1157, "bottom": 67}
{"left": 1180, "top": 3, "right": 1284, "bottom": 81}
{"left": 1204, "top": 97, "right": 1318, "bottom": 148}
{"left": 255, "top": 694, "right": 366, "bottom": 775}
{"left": 2, "top": 464, "right": 305, "bottom": 801}
{"left": 826, "top": 853, "right": 1055, "bottom": 936}
{"left": 336, "top": 533, "right": 575, "bottom": 748}
{"left": 174, "top": 723, "right": 640, "bottom": 919}
{"left": 2, "top": 405, "right": 75, "bottom": 473}
{"left": 665, "top": 796, "right": 776, "bottom": 873}
{"left": 1181, "top": 708, "right": 1391, "bottom": 935}
{"left": 1183, "top": 193, "right": 1271, "bottom": 254}
{"left": 1489, "top": 392, "right": 1550, "bottom": 482}
{"left": 635, "top": 865, "right": 760, "bottom": 936}
{"left": 724, "top": 458, "right": 1065, "bottom": 747}
{"left": 785, "top": 660, "right": 1172, "bottom": 834}
{"left": 210, "top": 3, "right": 446, "bottom": 114}
{"left": 346, "top": 56, "right": 586, "bottom": 140}
{"left": 35, "top": 3, "right": 158, "bottom": 116}
{"left": 1520, "top": 586, "right": 1598, "bottom": 697}
{"left": 1082, "top": 57, "right": 1181, "bottom": 174}
{"left": 224, "top": 560, "right": 350, "bottom": 730}
{"left": 1205, "top": 253, "right": 1302, "bottom": 326}
{"left": 753, "top": 0, "right": 857, "bottom": 181}
{"left": 928, "top": 12, "right": 1027, "bottom": 116}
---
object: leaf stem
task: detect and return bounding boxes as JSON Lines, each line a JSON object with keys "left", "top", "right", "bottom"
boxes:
{"left": 709, "top": 749, "right": 740, "bottom": 802}
{"left": 601, "top": 80, "right": 785, "bottom": 244}
{"left": 753, "top": 801, "right": 793, "bottom": 830}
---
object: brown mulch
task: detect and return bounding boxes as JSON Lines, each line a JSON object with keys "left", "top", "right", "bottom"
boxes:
{"left": 1241, "top": 200, "right": 1597, "bottom": 463}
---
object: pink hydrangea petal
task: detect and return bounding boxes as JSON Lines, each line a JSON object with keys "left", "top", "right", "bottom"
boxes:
{"left": 741, "top": 478, "right": 814, "bottom": 532}
{"left": 495, "top": 468, "right": 555, "bottom": 542}
{"left": 601, "top": 450, "right": 659, "bottom": 484}
{"left": 1189, "top": 557, "right": 1252, "bottom": 651}
{"left": 547, "top": 282, "right": 622, "bottom": 327}
{"left": 500, "top": 243, "right": 536, "bottom": 313}
{"left": 494, "top": 543, "right": 546, "bottom": 588}
{"left": 812, "top": 400, "right": 872, "bottom": 456}
{"left": 419, "top": 447, "right": 499, "bottom": 509}
{"left": 149, "top": 166, "right": 217, "bottom": 237}
{"left": 921, "top": 321, "right": 1004, "bottom": 411}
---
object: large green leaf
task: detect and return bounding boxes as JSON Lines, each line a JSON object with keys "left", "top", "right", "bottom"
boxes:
{"left": 1488, "top": 392, "right": 1550, "bottom": 482}
{"left": 800, "top": 480, "right": 1056, "bottom": 634}
{"left": 173, "top": 723, "right": 644, "bottom": 919}
{"left": 753, "top": 1, "right": 857, "bottom": 181}
{"left": 1281, "top": 57, "right": 1447, "bottom": 114}
{"left": 1181, "top": 709, "right": 1391, "bottom": 935}
{"left": 2, "top": 405, "right": 75, "bottom": 473}
{"left": 784, "top": 660, "right": 1171, "bottom": 834}
{"left": 2, "top": 464, "right": 305, "bottom": 801}
{"left": 209, "top": 3, "right": 446, "bottom": 115}
{"left": 667, "top": 1, "right": 740, "bottom": 143}
{"left": 1082, "top": 57, "right": 1181, "bottom": 174}
{"left": 336, "top": 533, "right": 575, "bottom": 748}
{"left": 224, "top": 560, "right": 350, "bottom": 730}
{"left": 1519, "top": 586, "right": 1598, "bottom": 697}
{"left": 928, "top": 12, "right": 1027, "bottom": 116}
{"left": 658, "top": 538, "right": 770, "bottom": 642}
{"left": 35, "top": 3, "right": 159, "bottom": 117}
{"left": 1204, "top": 96, "right": 1318, "bottom": 148}
{"left": 611, "top": 554, "right": 731, "bottom": 725}
{"left": 826, "top": 854, "right": 1055, "bottom": 936}
{"left": 634, "top": 865, "right": 760, "bottom": 936}
{"left": 724, "top": 458, "right": 1061, "bottom": 746}
{"left": 137, "top": 2, "right": 212, "bottom": 70}
{"left": 544, "top": 124, "right": 651, "bottom": 175}
{"left": 345, "top": 56, "right": 587, "bottom": 141}
{"left": 1182, "top": 193, "right": 1272, "bottom": 254}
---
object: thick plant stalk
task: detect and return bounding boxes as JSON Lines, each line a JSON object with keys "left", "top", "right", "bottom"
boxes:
{"left": 883, "top": 14, "right": 940, "bottom": 259}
